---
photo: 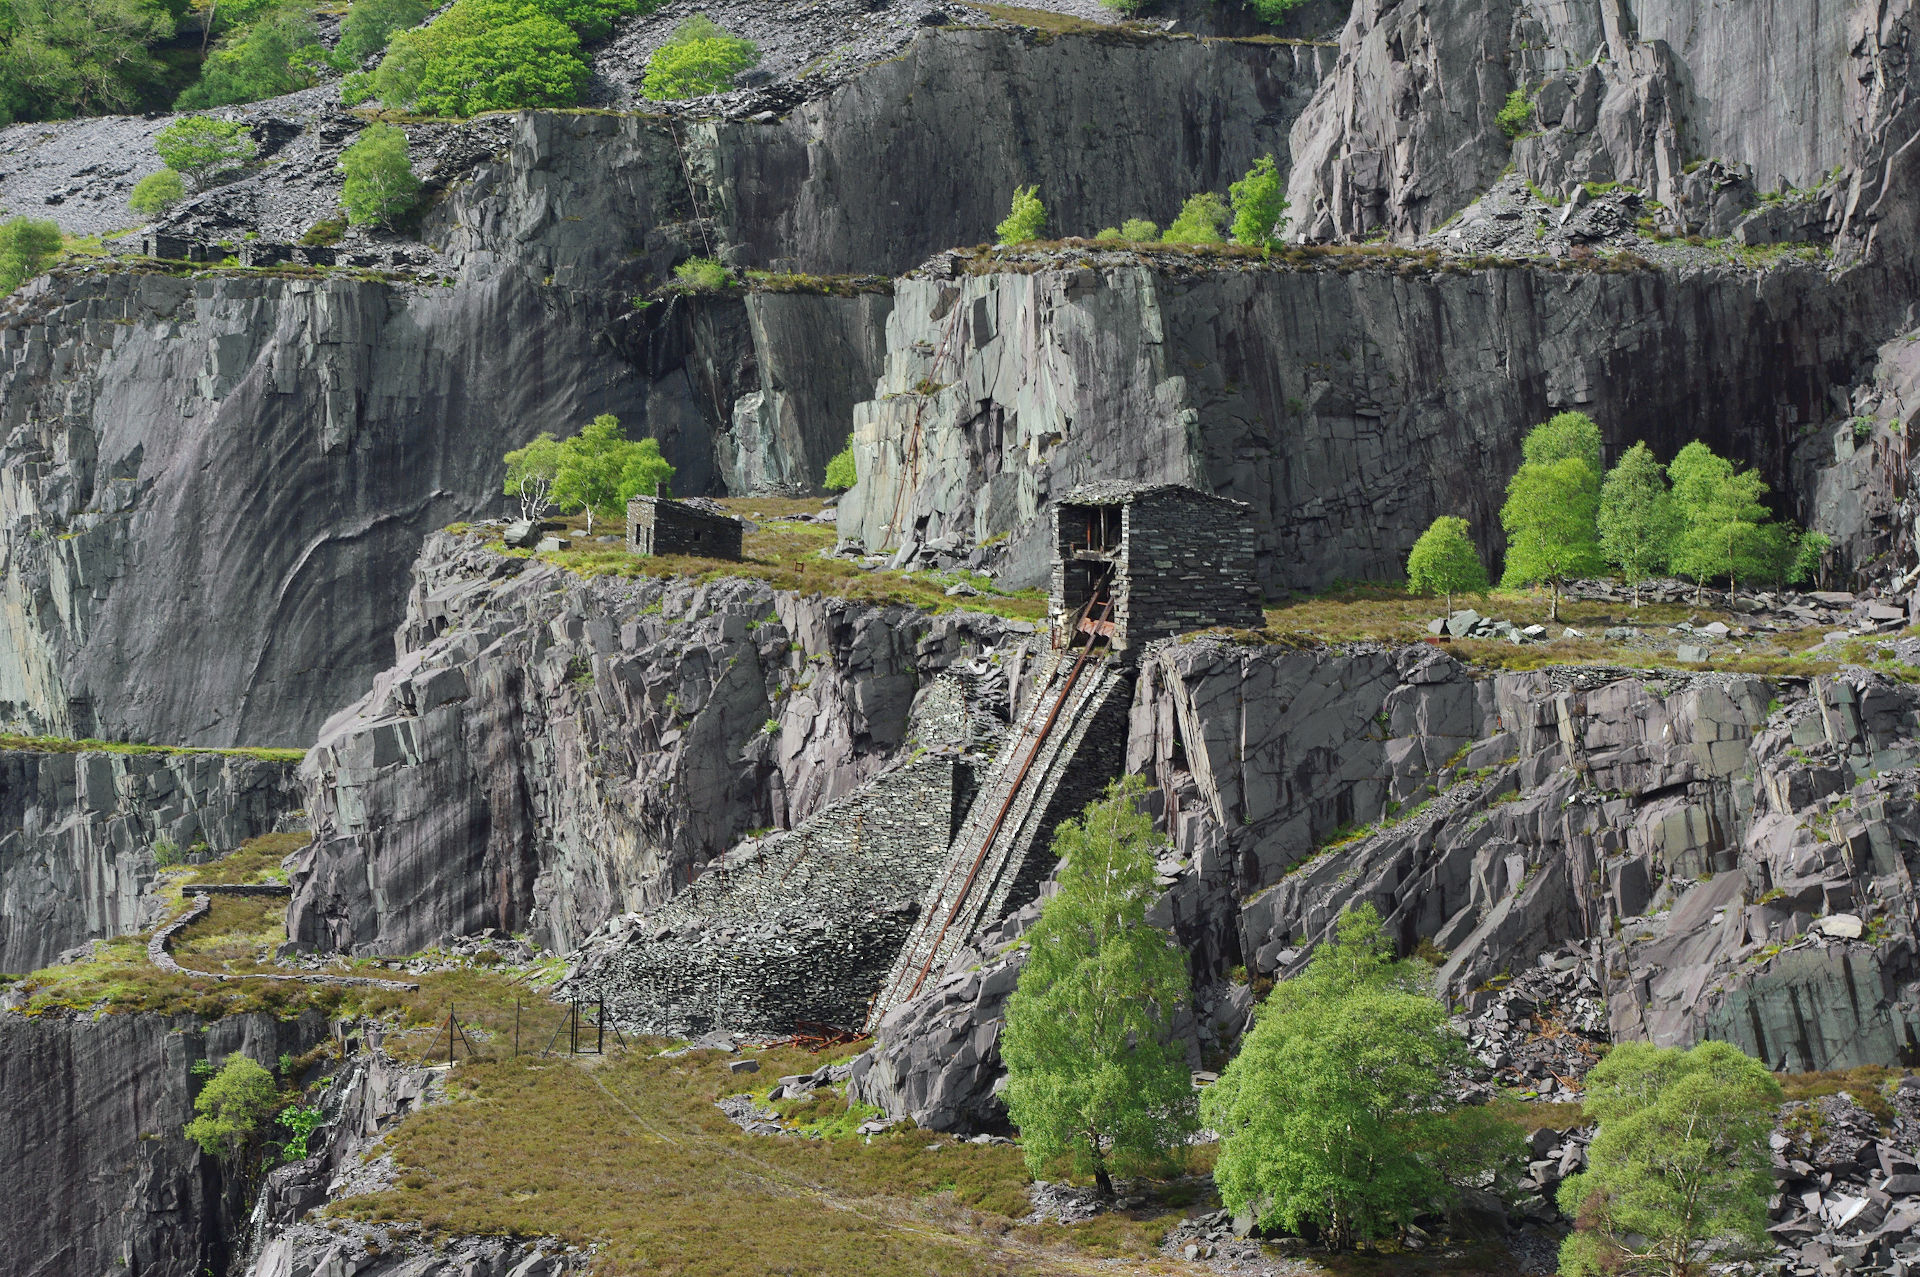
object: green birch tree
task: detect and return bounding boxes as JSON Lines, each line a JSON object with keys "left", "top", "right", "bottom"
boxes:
{"left": 1001, "top": 775, "right": 1197, "bottom": 1197}
{"left": 1203, "top": 906, "right": 1521, "bottom": 1249}
{"left": 1558, "top": 1040, "right": 1782, "bottom": 1277}
{"left": 1405, "top": 515, "right": 1489, "bottom": 615}
{"left": 1597, "top": 441, "right": 1677, "bottom": 606}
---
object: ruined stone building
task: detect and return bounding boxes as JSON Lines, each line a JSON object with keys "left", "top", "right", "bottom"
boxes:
{"left": 627, "top": 496, "right": 744, "bottom": 560}
{"left": 1050, "top": 482, "right": 1265, "bottom": 653}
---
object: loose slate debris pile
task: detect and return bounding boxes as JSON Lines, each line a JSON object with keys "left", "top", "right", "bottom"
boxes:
{"left": 1764, "top": 1086, "right": 1920, "bottom": 1277}
{"left": 1453, "top": 944, "right": 1610, "bottom": 1105}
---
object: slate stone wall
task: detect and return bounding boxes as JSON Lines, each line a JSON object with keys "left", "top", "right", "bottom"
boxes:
{"left": 626, "top": 497, "right": 744, "bottom": 560}
{"left": 1049, "top": 486, "right": 1264, "bottom": 651}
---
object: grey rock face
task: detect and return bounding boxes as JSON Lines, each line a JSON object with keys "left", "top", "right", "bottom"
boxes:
{"left": 860, "top": 641, "right": 1920, "bottom": 1130}
{"left": 1286, "top": 0, "right": 1861, "bottom": 242}
{"left": 709, "top": 30, "right": 1330, "bottom": 274}
{"left": 570, "top": 687, "right": 983, "bottom": 1035}
{"left": 836, "top": 259, "right": 1869, "bottom": 592}
{"left": 0, "top": 1008, "right": 328, "bottom": 1277}
{"left": 0, "top": 269, "right": 664, "bottom": 748}
{"left": 288, "top": 532, "right": 1026, "bottom": 955}
{"left": 0, "top": 747, "right": 300, "bottom": 972}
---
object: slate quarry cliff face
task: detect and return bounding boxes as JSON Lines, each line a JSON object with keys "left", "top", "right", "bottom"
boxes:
{"left": 287, "top": 532, "right": 1029, "bottom": 955}
{"left": 856, "top": 642, "right": 1920, "bottom": 1131}
{"left": 0, "top": 745, "right": 300, "bottom": 972}
{"left": 838, "top": 257, "right": 1869, "bottom": 590}
{"left": 0, "top": 1009, "right": 328, "bottom": 1277}
{"left": 1283, "top": 0, "right": 1883, "bottom": 245}
{"left": 0, "top": 27, "right": 1328, "bottom": 750}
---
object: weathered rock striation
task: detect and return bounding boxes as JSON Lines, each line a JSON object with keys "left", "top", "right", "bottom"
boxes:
{"left": 287, "top": 532, "right": 1029, "bottom": 955}
{"left": 0, "top": 746, "right": 301, "bottom": 972}
{"left": 1284, "top": 0, "right": 1872, "bottom": 243}
{"left": 0, "top": 1008, "right": 328, "bottom": 1277}
{"left": 837, "top": 257, "right": 1870, "bottom": 590}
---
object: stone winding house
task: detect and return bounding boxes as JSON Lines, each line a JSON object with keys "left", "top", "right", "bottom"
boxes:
{"left": 1049, "top": 482, "right": 1265, "bottom": 654}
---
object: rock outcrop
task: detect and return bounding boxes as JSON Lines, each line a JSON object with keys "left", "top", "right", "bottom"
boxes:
{"left": 0, "top": 268, "right": 657, "bottom": 748}
{"left": 1284, "top": 0, "right": 1865, "bottom": 243}
{"left": 0, "top": 746, "right": 300, "bottom": 972}
{"left": 248, "top": 1039, "right": 581, "bottom": 1277}
{"left": 569, "top": 677, "right": 986, "bottom": 1035}
{"left": 857, "top": 639, "right": 1920, "bottom": 1130}
{"left": 836, "top": 256, "right": 1870, "bottom": 590}
{"left": 0, "top": 1008, "right": 328, "bottom": 1277}
{"left": 288, "top": 532, "right": 1027, "bottom": 955}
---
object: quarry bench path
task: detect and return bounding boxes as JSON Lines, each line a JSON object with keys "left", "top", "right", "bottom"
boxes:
{"left": 149, "top": 891, "right": 420, "bottom": 991}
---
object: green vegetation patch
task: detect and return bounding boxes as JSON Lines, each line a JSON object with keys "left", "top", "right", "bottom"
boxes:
{"left": 325, "top": 1046, "right": 1114, "bottom": 1276}
{"left": 475, "top": 500, "right": 1048, "bottom": 622}
{"left": 0, "top": 733, "right": 306, "bottom": 763}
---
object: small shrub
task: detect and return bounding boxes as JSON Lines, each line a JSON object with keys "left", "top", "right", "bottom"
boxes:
{"left": 1246, "top": 0, "right": 1306, "bottom": 21}
{"left": 153, "top": 837, "right": 183, "bottom": 867}
{"left": 129, "top": 169, "right": 186, "bottom": 218}
{"left": 1161, "top": 192, "right": 1227, "bottom": 244}
{"left": 1119, "top": 217, "right": 1158, "bottom": 240}
{"left": 1497, "top": 87, "right": 1533, "bottom": 139}
{"left": 1093, "top": 227, "right": 1120, "bottom": 241}
{"left": 0, "top": 217, "right": 64, "bottom": 294}
{"left": 1228, "top": 154, "right": 1287, "bottom": 249}
{"left": 824, "top": 435, "right": 857, "bottom": 490}
{"left": 641, "top": 15, "right": 759, "bottom": 99}
{"left": 154, "top": 116, "right": 257, "bottom": 190}
{"left": 339, "top": 0, "right": 431, "bottom": 61}
{"left": 183, "top": 1054, "right": 279, "bottom": 1160}
{"left": 300, "top": 217, "right": 347, "bottom": 246}
{"left": 339, "top": 122, "right": 421, "bottom": 229}
{"left": 673, "top": 256, "right": 735, "bottom": 290}
{"left": 995, "top": 184, "right": 1046, "bottom": 245}
{"left": 277, "top": 1104, "right": 324, "bottom": 1161}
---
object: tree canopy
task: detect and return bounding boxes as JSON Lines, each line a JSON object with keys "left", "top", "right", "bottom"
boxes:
{"left": 129, "top": 167, "right": 186, "bottom": 217}
{"left": 1404, "top": 515, "right": 1488, "bottom": 614}
{"left": 183, "top": 1053, "right": 279, "bottom": 1161}
{"left": 641, "top": 14, "right": 759, "bottom": 99}
{"left": 1666, "top": 442, "right": 1786, "bottom": 602}
{"left": 535, "top": 415, "right": 676, "bottom": 533}
{"left": 1162, "top": 191, "right": 1227, "bottom": 244}
{"left": 154, "top": 115, "right": 257, "bottom": 189}
{"left": 1521, "top": 409, "right": 1603, "bottom": 470}
{"left": 338, "top": 0, "right": 429, "bottom": 61}
{"left": 174, "top": 2, "right": 321, "bottom": 109}
{"left": 1597, "top": 441, "right": 1676, "bottom": 606}
{"left": 0, "top": 217, "right": 64, "bottom": 294}
{"left": 1558, "top": 1040, "right": 1782, "bottom": 1277}
{"left": 824, "top": 435, "right": 857, "bottom": 491}
{"left": 1001, "top": 775, "right": 1198, "bottom": 1196}
{"left": 995, "top": 184, "right": 1046, "bottom": 245}
{"left": 0, "top": 0, "right": 176, "bottom": 122}
{"left": 362, "top": 0, "right": 649, "bottom": 114}
{"left": 1229, "top": 154, "right": 1287, "bottom": 250}
{"left": 504, "top": 432, "right": 565, "bottom": 521}
{"left": 339, "top": 122, "right": 420, "bottom": 227}
{"left": 1499, "top": 453, "right": 1604, "bottom": 619}
{"left": 1202, "top": 905, "right": 1521, "bottom": 1248}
